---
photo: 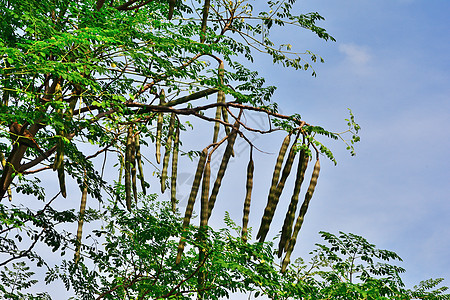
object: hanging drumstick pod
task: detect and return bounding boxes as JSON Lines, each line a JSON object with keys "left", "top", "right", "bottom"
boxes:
{"left": 116, "top": 153, "right": 124, "bottom": 206}
{"left": 259, "top": 131, "right": 301, "bottom": 242}
{"left": 52, "top": 83, "right": 64, "bottom": 172}
{"left": 257, "top": 133, "right": 291, "bottom": 242}
{"left": 171, "top": 123, "right": 180, "bottom": 212}
{"left": 53, "top": 81, "right": 68, "bottom": 198}
{"left": 75, "top": 175, "right": 88, "bottom": 263}
{"left": 212, "top": 95, "right": 223, "bottom": 143}
{"left": 125, "top": 126, "right": 134, "bottom": 211}
{"left": 207, "top": 122, "right": 240, "bottom": 219}
{"left": 57, "top": 164, "right": 67, "bottom": 199}
{"left": 275, "top": 132, "right": 301, "bottom": 195}
{"left": 176, "top": 148, "right": 208, "bottom": 264}
{"left": 221, "top": 101, "right": 235, "bottom": 157}
{"left": 278, "top": 146, "right": 309, "bottom": 257}
{"left": 155, "top": 113, "right": 163, "bottom": 164}
{"left": 200, "top": 156, "right": 211, "bottom": 228}
{"left": 155, "top": 90, "right": 165, "bottom": 164}
{"left": 241, "top": 146, "right": 254, "bottom": 243}
{"left": 53, "top": 139, "right": 64, "bottom": 172}
{"left": 130, "top": 132, "right": 137, "bottom": 204}
{"left": 212, "top": 61, "right": 225, "bottom": 143}
{"left": 0, "top": 153, "right": 12, "bottom": 201}
{"left": 221, "top": 106, "right": 232, "bottom": 141}
{"left": 135, "top": 133, "right": 146, "bottom": 195}
{"left": 161, "top": 113, "right": 176, "bottom": 193}
{"left": 53, "top": 133, "right": 66, "bottom": 198}
{"left": 198, "top": 152, "right": 211, "bottom": 299}
{"left": 281, "top": 157, "right": 320, "bottom": 273}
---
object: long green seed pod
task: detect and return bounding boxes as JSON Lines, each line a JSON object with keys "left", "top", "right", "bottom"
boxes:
{"left": 212, "top": 61, "right": 225, "bottom": 143}
{"left": 155, "top": 90, "right": 165, "bottom": 164}
{"left": 130, "top": 133, "right": 137, "bottom": 203}
{"left": 207, "top": 122, "right": 240, "bottom": 219}
{"left": 125, "top": 126, "right": 133, "bottom": 211}
{"left": 0, "top": 152, "right": 12, "bottom": 201}
{"left": 54, "top": 139, "right": 66, "bottom": 198}
{"left": 212, "top": 93, "right": 223, "bottom": 143}
{"left": 278, "top": 148, "right": 309, "bottom": 257}
{"left": 171, "top": 124, "right": 180, "bottom": 212}
{"left": 256, "top": 133, "right": 291, "bottom": 242}
{"left": 200, "top": 0, "right": 211, "bottom": 43}
{"left": 53, "top": 139, "right": 64, "bottom": 171}
{"left": 135, "top": 133, "right": 146, "bottom": 195}
{"left": 262, "top": 134, "right": 299, "bottom": 241}
{"left": 221, "top": 106, "right": 231, "bottom": 137}
{"left": 155, "top": 112, "right": 163, "bottom": 164}
{"left": 200, "top": 158, "right": 211, "bottom": 228}
{"left": 57, "top": 163, "right": 67, "bottom": 198}
{"left": 281, "top": 158, "right": 320, "bottom": 273}
{"left": 52, "top": 108, "right": 67, "bottom": 197}
{"left": 241, "top": 148, "right": 254, "bottom": 243}
{"left": 75, "top": 181, "right": 88, "bottom": 263}
{"left": 53, "top": 81, "right": 64, "bottom": 171}
{"left": 116, "top": 154, "right": 124, "bottom": 206}
{"left": 198, "top": 157, "right": 210, "bottom": 300}
{"left": 176, "top": 148, "right": 208, "bottom": 264}
{"left": 161, "top": 113, "right": 175, "bottom": 193}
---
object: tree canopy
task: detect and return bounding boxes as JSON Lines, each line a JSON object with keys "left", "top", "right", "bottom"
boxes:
{"left": 0, "top": 0, "right": 369, "bottom": 298}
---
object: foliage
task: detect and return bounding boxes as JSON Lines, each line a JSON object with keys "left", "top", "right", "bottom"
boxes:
{"left": 0, "top": 0, "right": 360, "bottom": 277}
{"left": 0, "top": 0, "right": 363, "bottom": 298}
{"left": 0, "top": 261, "right": 51, "bottom": 299}
{"left": 2, "top": 197, "right": 447, "bottom": 299}
{"left": 0, "top": 194, "right": 78, "bottom": 268}
{"left": 278, "top": 231, "right": 450, "bottom": 299}
{"left": 52, "top": 196, "right": 283, "bottom": 299}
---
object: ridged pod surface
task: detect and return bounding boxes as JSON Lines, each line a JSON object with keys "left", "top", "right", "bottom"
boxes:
{"left": 176, "top": 148, "right": 208, "bottom": 264}
{"left": 53, "top": 139, "right": 64, "bottom": 171}
{"left": 260, "top": 134, "right": 299, "bottom": 243}
{"left": 54, "top": 137, "right": 66, "bottom": 198}
{"left": 212, "top": 61, "right": 225, "bottom": 143}
{"left": 116, "top": 155, "right": 124, "bottom": 205}
{"left": 135, "top": 133, "right": 146, "bottom": 195}
{"left": 125, "top": 126, "right": 133, "bottom": 211}
{"left": 155, "top": 90, "right": 165, "bottom": 164}
{"left": 200, "top": 158, "right": 211, "bottom": 228}
{"left": 241, "top": 149, "right": 254, "bottom": 243}
{"left": 75, "top": 182, "right": 88, "bottom": 263}
{"left": 257, "top": 133, "right": 291, "bottom": 242}
{"left": 221, "top": 98, "right": 231, "bottom": 130}
{"left": 171, "top": 125, "right": 180, "bottom": 212}
{"left": 207, "top": 123, "right": 240, "bottom": 219}
{"left": 278, "top": 148, "right": 309, "bottom": 257}
{"left": 0, "top": 154, "right": 12, "bottom": 201}
{"left": 281, "top": 158, "right": 320, "bottom": 272}
{"left": 130, "top": 133, "right": 137, "bottom": 203}
{"left": 57, "top": 166, "right": 67, "bottom": 199}
{"left": 161, "top": 113, "right": 176, "bottom": 193}
{"left": 155, "top": 113, "right": 163, "bottom": 164}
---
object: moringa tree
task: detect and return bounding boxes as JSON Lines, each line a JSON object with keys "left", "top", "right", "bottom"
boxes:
{"left": 0, "top": 0, "right": 360, "bottom": 293}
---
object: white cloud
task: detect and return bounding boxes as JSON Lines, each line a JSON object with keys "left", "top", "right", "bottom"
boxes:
{"left": 339, "top": 43, "right": 371, "bottom": 65}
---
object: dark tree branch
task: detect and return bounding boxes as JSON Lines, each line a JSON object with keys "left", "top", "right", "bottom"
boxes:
{"left": 115, "top": 0, "right": 140, "bottom": 10}
{"left": 18, "top": 145, "right": 57, "bottom": 172}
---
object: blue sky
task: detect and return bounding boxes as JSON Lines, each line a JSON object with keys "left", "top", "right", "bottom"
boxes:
{"left": 227, "top": 0, "right": 450, "bottom": 288}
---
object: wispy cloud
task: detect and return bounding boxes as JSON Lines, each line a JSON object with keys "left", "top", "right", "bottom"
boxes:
{"left": 339, "top": 43, "right": 371, "bottom": 66}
